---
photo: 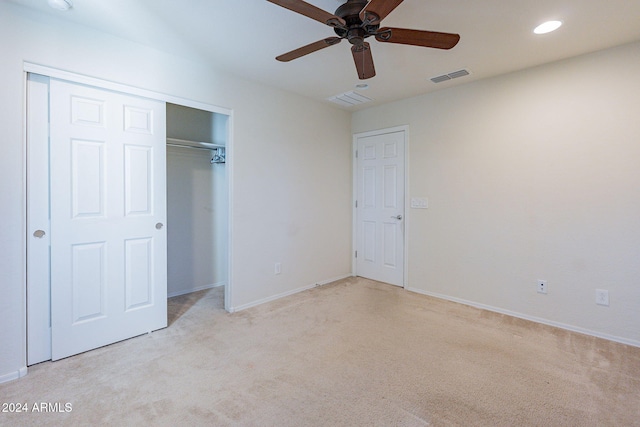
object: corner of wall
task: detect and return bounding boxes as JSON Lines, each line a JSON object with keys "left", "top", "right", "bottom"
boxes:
{"left": 0, "top": 366, "right": 28, "bottom": 384}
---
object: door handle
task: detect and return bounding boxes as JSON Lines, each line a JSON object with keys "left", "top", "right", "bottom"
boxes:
{"left": 33, "top": 230, "right": 46, "bottom": 238}
{"left": 391, "top": 215, "right": 403, "bottom": 220}
{"left": 155, "top": 223, "right": 164, "bottom": 230}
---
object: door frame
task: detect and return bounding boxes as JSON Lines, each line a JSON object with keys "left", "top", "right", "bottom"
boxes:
{"left": 352, "top": 125, "right": 409, "bottom": 288}
{"left": 23, "top": 62, "right": 236, "bottom": 363}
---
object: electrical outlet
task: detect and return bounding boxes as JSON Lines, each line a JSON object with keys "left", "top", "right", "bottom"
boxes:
{"left": 537, "top": 280, "right": 547, "bottom": 294}
{"left": 595, "top": 289, "right": 609, "bottom": 306}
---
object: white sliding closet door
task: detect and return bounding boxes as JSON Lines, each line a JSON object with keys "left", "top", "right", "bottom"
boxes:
{"left": 49, "top": 78, "right": 167, "bottom": 360}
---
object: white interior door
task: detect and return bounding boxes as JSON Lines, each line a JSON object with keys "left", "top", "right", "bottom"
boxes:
{"left": 49, "top": 78, "right": 167, "bottom": 360}
{"left": 355, "top": 129, "right": 406, "bottom": 287}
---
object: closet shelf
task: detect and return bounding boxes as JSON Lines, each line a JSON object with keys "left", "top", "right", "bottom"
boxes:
{"left": 167, "top": 137, "right": 225, "bottom": 150}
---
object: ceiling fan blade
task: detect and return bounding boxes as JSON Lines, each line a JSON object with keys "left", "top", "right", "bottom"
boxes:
{"left": 352, "top": 42, "right": 376, "bottom": 80}
{"left": 360, "top": 0, "right": 403, "bottom": 25}
{"left": 267, "top": 0, "right": 346, "bottom": 29}
{"left": 276, "top": 37, "right": 342, "bottom": 62}
{"left": 375, "top": 27, "right": 460, "bottom": 49}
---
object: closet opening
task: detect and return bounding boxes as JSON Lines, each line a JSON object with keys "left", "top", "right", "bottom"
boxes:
{"left": 25, "top": 67, "right": 234, "bottom": 366}
{"left": 166, "top": 103, "right": 229, "bottom": 309}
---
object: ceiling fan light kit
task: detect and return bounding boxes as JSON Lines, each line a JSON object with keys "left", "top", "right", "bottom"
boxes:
{"left": 267, "top": 0, "right": 460, "bottom": 80}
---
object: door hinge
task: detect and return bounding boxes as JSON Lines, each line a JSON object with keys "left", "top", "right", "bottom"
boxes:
{"left": 355, "top": 150, "right": 358, "bottom": 158}
{"left": 355, "top": 200, "right": 358, "bottom": 208}
{"left": 355, "top": 250, "right": 357, "bottom": 258}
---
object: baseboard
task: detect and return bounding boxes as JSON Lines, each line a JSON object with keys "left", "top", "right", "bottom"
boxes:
{"left": 167, "top": 281, "right": 226, "bottom": 298}
{"left": 0, "top": 366, "right": 28, "bottom": 384}
{"left": 231, "top": 274, "right": 352, "bottom": 312}
{"left": 314, "top": 274, "right": 353, "bottom": 288}
{"left": 406, "top": 287, "right": 640, "bottom": 349}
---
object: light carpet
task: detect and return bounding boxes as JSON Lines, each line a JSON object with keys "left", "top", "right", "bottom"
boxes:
{"left": 1, "top": 277, "right": 639, "bottom": 426}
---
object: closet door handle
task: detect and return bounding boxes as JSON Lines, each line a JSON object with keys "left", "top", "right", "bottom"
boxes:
{"left": 155, "top": 223, "right": 164, "bottom": 230}
{"left": 33, "top": 230, "right": 46, "bottom": 238}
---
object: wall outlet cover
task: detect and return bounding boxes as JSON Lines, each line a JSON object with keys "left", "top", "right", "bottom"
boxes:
{"left": 537, "top": 280, "right": 547, "bottom": 294}
{"left": 595, "top": 289, "right": 609, "bottom": 306}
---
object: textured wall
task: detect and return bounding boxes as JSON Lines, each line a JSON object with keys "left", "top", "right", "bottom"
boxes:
{"left": 353, "top": 41, "right": 640, "bottom": 345}
{"left": 0, "top": 2, "right": 352, "bottom": 381}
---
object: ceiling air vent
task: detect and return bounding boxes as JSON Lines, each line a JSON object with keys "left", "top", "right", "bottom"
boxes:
{"left": 327, "top": 91, "right": 373, "bottom": 107}
{"left": 430, "top": 69, "right": 470, "bottom": 84}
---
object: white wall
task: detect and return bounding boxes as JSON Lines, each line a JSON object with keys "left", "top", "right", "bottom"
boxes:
{"left": 0, "top": 3, "right": 352, "bottom": 382}
{"left": 353, "top": 41, "right": 640, "bottom": 346}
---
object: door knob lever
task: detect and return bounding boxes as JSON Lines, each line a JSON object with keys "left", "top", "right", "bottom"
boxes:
{"left": 391, "top": 215, "right": 403, "bottom": 220}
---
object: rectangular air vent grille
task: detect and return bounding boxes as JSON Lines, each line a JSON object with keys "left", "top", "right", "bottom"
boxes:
{"left": 430, "top": 69, "right": 470, "bottom": 84}
{"left": 431, "top": 75, "right": 452, "bottom": 83}
{"left": 327, "top": 91, "right": 373, "bottom": 107}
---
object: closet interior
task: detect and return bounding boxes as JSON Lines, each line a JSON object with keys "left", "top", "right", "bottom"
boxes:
{"left": 166, "top": 103, "right": 228, "bottom": 298}
{"left": 25, "top": 77, "right": 231, "bottom": 366}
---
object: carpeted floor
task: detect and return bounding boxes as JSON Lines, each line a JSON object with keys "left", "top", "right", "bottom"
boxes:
{"left": 1, "top": 277, "right": 639, "bottom": 426}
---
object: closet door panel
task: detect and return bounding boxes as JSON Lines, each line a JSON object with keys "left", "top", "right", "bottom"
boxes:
{"left": 125, "top": 237, "right": 154, "bottom": 310}
{"left": 71, "top": 139, "right": 106, "bottom": 218}
{"left": 50, "top": 78, "right": 167, "bottom": 361}
{"left": 71, "top": 242, "right": 107, "bottom": 323}
{"left": 124, "top": 144, "right": 153, "bottom": 216}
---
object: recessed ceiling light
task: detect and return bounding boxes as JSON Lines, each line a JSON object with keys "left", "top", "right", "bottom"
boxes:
{"left": 534, "top": 20, "right": 562, "bottom": 35}
{"left": 47, "top": 0, "right": 73, "bottom": 11}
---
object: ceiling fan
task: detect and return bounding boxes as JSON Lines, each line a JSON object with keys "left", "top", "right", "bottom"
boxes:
{"left": 267, "top": 0, "right": 461, "bottom": 80}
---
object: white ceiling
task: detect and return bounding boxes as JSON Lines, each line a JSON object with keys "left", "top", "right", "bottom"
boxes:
{"left": 10, "top": 0, "right": 640, "bottom": 110}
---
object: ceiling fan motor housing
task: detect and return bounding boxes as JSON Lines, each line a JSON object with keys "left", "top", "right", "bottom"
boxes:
{"left": 334, "top": 0, "right": 379, "bottom": 45}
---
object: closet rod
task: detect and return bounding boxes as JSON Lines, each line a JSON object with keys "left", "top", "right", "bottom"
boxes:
{"left": 167, "top": 137, "right": 225, "bottom": 149}
{"left": 167, "top": 142, "right": 217, "bottom": 152}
